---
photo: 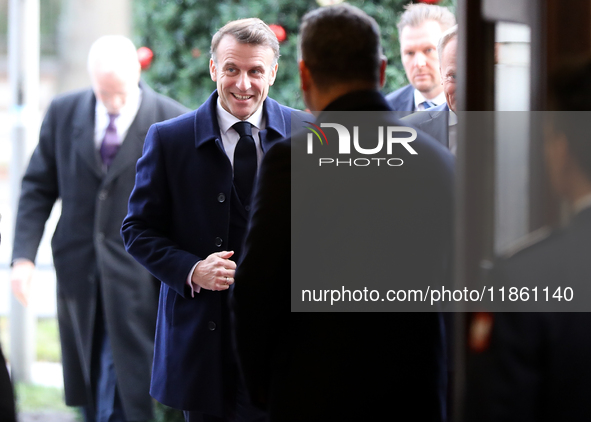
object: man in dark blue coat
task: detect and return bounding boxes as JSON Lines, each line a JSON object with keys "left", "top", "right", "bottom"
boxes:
{"left": 122, "top": 18, "right": 299, "bottom": 422}
{"left": 233, "top": 5, "right": 454, "bottom": 421}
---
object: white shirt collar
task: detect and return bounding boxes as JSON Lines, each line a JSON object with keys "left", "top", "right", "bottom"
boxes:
{"left": 94, "top": 85, "right": 142, "bottom": 148}
{"left": 448, "top": 110, "right": 458, "bottom": 126}
{"left": 574, "top": 192, "right": 591, "bottom": 215}
{"left": 216, "top": 99, "right": 265, "bottom": 136}
{"left": 96, "top": 84, "right": 141, "bottom": 122}
{"left": 414, "top": 90, "right": 446, "bottom": 110}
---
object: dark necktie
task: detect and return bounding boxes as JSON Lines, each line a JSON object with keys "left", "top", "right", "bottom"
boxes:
{"left": 421, "top": 101, "right": 435, "bottom": 110}
{"left": 100, "top": 113, "right": 120, "bottom": 169}
{"left": 232, "top": 121, "right": 257, "bottom": 206}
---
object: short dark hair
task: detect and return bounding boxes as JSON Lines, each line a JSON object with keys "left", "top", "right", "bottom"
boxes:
{"left": 299, "top": 4, "right": 382, "bottom": 89}
{"left": 211, "top": 18, "right": 280, "bottom": 65}
{"left": 549, "top": 56, "right": 591, "bottom": 180}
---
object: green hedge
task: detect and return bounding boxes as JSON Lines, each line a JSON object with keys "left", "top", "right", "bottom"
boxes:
{"left": 133, "top": 0, "right": 455, "bottom": 110}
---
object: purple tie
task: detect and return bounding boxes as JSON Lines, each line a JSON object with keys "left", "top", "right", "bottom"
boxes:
{"left": 100, "top": 114, "right": 120, "bottom": 168}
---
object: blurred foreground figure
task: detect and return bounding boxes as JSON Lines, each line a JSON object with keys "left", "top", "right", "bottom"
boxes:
{"left": 0, "top": 227, "right": 16, "bottom": 422}
{"left": 466, "top": 57, "right": 591, "bottom": 421}
{"left": 233, "top": 4, "right": 454, "bottom": 421}
{"left": 10, "top": 36, "right": 187, "bottom": 421}
{"left": 0, "top": 344, "right": 15, "bottom": 422}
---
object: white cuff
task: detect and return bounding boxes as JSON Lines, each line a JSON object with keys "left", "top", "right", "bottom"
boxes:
{"left": 186, "top": 261, "right": 202, "bottom": 297}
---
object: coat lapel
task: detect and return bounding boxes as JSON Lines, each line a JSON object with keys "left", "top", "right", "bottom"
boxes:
{"left": 193, "top": 92, "right": 289, "bottom": 152}
{"left": 423, "top": 109, "right": 449, "bottom": 148}
{"left": 194, "top": 91, "right": 222, "bottom": 150}
{"left": 260, "top": 97, "right": 288, "bottom": 152}
{"left": 72, "top": 89, "right": 103, "bottom": 179}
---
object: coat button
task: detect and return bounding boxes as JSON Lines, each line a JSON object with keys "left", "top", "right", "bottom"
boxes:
{"left": 208, "top": 321, "right": 216, "bottom": 331}
{"left": 98, "top": 190, "right": 108, "bottom": 201}
{"left": 245, "top": 205, "right": 251, "bottom": 212}
{"left": 215, "top": 237, "right": 223, "bottom": 247}
{"left": 217, "top": 193, "right": 225, "bottom": 203}
{"left": 97, "top": 233, "right": 105, "bottom": 242}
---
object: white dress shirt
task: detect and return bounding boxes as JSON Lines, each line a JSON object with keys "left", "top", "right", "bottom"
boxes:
{"left": 448, "top": 110, "right": 458, "bottom": 155}
{"left": 187, "top": 99, "right": 267, "bottom": 295}
{"left": 574, "top": 193, "right": 591, "bottom": 215}
{"left": 414, "top": 89, "right": 447, "bottom": 111}
{"left": 94, "top": 86, "right": 142, "bottom": 150}
{"left": 215, "top": 98, "right": 265, "bottom": 168}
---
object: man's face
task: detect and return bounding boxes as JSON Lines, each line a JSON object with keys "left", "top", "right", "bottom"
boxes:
{"left": 92, "top": 69, "right": 139, "bottom": 115}
{"left": 440, "top": 37, "right": 457, "bottom": 112}
{"left": 210, "top": 35, "right": 278, "bottom": 120}
{"left": 400, "top": 20, "right": 444, "bottom": 98}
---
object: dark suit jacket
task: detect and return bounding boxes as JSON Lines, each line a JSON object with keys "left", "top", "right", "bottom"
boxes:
{"left": 385, "top": 83, "right": 416, "bottom": 112}
{"left": 121, "top": 91, "right": 299, "bottom": 416}
{"left": 11, "top": 82, "right": 188, "bottom": 420}
{"left": 401, "top": 102, "right": 450, "bottom": 148}
{"left": 466, "top": 207, "right": 591, "bottom": 422}
{"left": 233, "top": 90, "right": 454, "bottom": 421}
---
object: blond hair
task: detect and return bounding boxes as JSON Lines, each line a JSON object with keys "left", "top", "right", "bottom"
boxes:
{"left": 397, "top": 3, "right": 456, "bottom": 34}
{"left": 437, "top": 24, "right": 458, "bottom": 63}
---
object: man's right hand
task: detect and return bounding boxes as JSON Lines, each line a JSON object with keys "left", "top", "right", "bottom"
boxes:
{"left": 11, "top": 259, "right": 35, "bottom": 307}
{"left": 191, "top": 251, "right": 236, "bottom": 291}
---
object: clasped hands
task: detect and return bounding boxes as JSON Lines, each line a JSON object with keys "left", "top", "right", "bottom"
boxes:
{"left": 191, "top": 251, "right": 236, "bottom": 291}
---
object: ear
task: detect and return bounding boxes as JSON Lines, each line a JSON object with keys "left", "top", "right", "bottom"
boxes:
{"left": 268, "top": 62, "right": 279, "bottom": 86}
{"left": 209, "top": 58, "right": 217, "bottom": 82}
{"left": 299, "top": 60, "right": 311, "bottom": 92}
{"left": 379, "top": 56, "right": 387, "bottom": 89}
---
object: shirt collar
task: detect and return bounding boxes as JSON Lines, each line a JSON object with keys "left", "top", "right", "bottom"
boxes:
{"left": 414, "top": 89, "right": 446, "bottom": 109}
{"left": 449, "top": 110, "right": 458, "bottom": 126}
{"left": 574, "top": 192, "right": 591, "bottom": 215}
{"left": 216, "top": 99, "right": 265, "bottom": 136}
{"left": 96, "top": 85, "right": 141, "bottom": 120}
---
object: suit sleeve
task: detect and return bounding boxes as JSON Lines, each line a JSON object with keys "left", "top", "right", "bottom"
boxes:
{"left": 12, "top": 101, "right": 60, "bottom": 263}
{"left": 232, "top": 140, "right": 290, "bottom": 409}
{"left": 121, "top": 124, "right": 202, "bottom": 297}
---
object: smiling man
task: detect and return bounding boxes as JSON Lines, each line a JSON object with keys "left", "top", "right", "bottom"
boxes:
{"left": 386, "top": 3, "right": 455, "bottom": 112}
{"left": 122, "top": 18, "right": 298, "bottom": 422}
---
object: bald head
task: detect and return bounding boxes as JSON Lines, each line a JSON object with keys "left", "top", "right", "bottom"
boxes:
{"left": 87, "top": 36, "right": 141, "bottom": 114}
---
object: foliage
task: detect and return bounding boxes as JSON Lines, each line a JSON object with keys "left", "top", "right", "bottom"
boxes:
{"left": 0, "top": 316, "right": 61, "bottom": 363}
{"left": 152, "top": 401, "right": 185, "bottom": 422}
{"left": 36, "top": 317, "right": 61, "bottom": 362}
{"left": 133, "top": 0, "right": 456, "bottom": 110}
{"left": 15, "top": 383, "right": 75, "bottom": 413}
